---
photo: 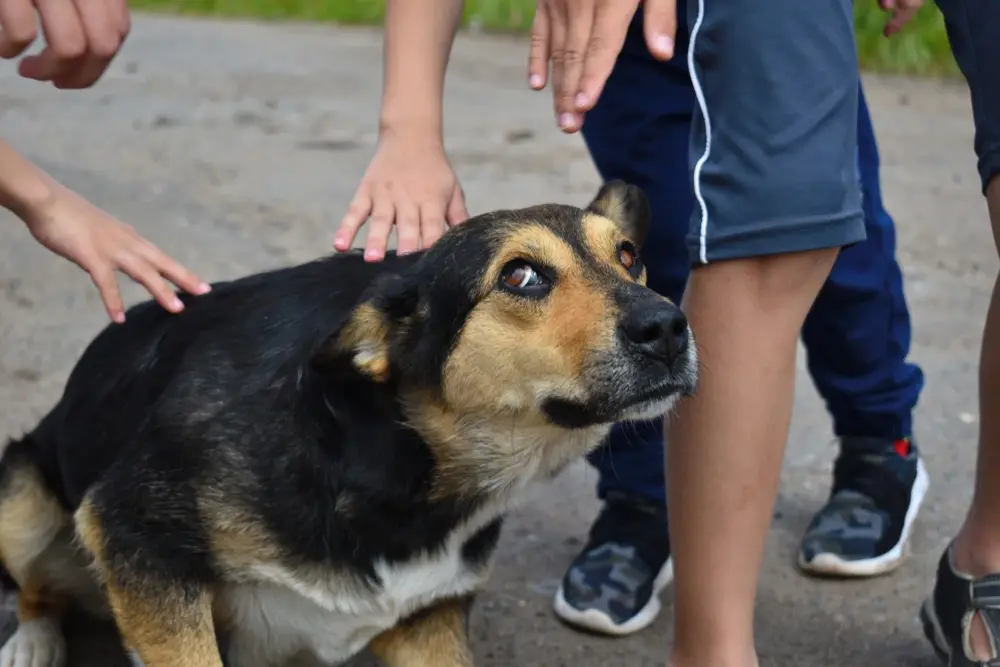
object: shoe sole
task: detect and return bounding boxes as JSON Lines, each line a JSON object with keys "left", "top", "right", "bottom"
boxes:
{"left": 552, "top": 558, "right": 674, "bottom": 637}
{"left": 919, "top": 596, "right": 952, "bottom": 664}
{"left": 798, "top": 457, "right": 929, "bottom": 578}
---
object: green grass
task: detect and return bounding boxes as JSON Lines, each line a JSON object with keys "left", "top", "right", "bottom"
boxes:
{"left": 130, "top": 0, "right": 958, "bottom": 76}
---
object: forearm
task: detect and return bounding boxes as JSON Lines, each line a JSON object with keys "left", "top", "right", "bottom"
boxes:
{"left": 0, "top": 140, "right": 56, "bottom": 220}
{"left": 378, "top": 0, "right": 465, "bottom": 140}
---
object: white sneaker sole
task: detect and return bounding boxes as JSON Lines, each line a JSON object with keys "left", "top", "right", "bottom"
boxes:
{"left": 798, "top": 457, "right": 930, "bottom": 578}
{"left": 552, "top": 557, "right": 674, "bottom": 637}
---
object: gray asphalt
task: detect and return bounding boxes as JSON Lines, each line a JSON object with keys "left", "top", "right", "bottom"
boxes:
{"left": 0, "top": 14, "right": 994, "bottom": 667}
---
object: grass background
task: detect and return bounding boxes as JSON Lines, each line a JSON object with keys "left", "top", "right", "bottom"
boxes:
{"left": 129, "top": 0, "right": 958, "bottom": 76}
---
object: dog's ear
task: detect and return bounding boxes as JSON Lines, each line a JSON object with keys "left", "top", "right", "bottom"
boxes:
{"left": 314, "top": 272, "right": 421, "bottom": 382}
{"left": 586, "top": 180, "right": 651, "bottom": 248}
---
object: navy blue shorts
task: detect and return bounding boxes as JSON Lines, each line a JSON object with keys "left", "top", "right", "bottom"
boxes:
{"left": 936, "top": 0, "right": 1000, "bottom": 193}
{"left": 684, "top": 0, "right": 866, "bottom": 263}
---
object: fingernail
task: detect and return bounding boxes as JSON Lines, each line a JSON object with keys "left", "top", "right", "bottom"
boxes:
{"left": 654, "top": 34, "right": 674, "bottom": 56}
{"left": 113, "top": 312, "right": 125, "bottom": 324}
{"left": 529, "top": 74, "right": 543, "bottom": 89}
{"left": 574, "top": 92, "right": 589, "bottom": 109}
{"left": 559, "top": 113, "right": 575, "bottom": 130}
{"left": 197, "top": 282, "right": 211, "bottom": 294}
{"left": 171, "top": 297, "right": 184, "bottom": 311}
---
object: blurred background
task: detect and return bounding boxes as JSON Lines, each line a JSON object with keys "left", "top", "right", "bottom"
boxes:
{"left": 130, "top": 0, "right": 960, "bottom": 76}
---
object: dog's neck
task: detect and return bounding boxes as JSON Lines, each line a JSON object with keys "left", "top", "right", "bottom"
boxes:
{"left": 305, "top": 359, "right": 610, "bottom": 507}
{"left": 399, "top": 394, "right": 611, "bottom": 503}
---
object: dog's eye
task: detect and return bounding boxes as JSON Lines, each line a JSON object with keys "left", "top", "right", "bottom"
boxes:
{"left": 499, "top": 261, "right": 550, "bottom": 297}
{"left": 618, "top": 242, "right": 642, "bottom": 277}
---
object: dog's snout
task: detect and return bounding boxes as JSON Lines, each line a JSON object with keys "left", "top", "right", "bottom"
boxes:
{"left": 622, "top": 301, "right": 689, "bottom": 362}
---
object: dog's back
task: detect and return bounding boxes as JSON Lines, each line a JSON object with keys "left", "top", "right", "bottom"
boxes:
{"left": 17, "top": 252, "right": 409, "bottom": 506}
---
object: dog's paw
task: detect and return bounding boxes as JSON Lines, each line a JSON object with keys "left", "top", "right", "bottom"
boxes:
{"left": 0, "top": 619, "right": 66, "bottom": 667}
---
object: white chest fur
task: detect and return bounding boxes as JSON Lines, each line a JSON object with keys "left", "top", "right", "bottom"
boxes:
{"left": 217, "top": 508, "right": 503, "bottom": 667}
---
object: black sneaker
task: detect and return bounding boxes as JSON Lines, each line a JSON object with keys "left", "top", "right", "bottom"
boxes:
{"left": 798, "top": 437, "right": 929, "bottom": 577}
{"left": 553, "top": 491, "right": 672, "bottom": 636}
{"left": 920, "top": 545, "right": 1000, "bottom": 666}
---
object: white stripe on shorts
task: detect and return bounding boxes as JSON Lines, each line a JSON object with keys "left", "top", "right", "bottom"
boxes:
{"left": 687, "top": 0, "right": 712, "bottom": 264}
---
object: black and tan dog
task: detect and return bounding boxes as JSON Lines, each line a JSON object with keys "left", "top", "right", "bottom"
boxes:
{"left": 0, "top": 181, "right": 697, "bottom": 667}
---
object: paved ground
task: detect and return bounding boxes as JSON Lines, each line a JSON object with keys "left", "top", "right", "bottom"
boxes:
{"left": 0, "top": 14, "right": 994, "bottom": 667}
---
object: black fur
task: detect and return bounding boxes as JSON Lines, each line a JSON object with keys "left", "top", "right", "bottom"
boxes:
{"left": 3, "top": 190, "right": 687, "bottom": 614}
{"left": 16, "top": 247, "right": 506, "bottom": 591}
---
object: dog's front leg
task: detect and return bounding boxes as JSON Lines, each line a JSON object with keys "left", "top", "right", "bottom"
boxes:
{"left": 75, "top": 498, "right": 224, "bottom": 667}
{"left": 105, "top": 580, "right": 223, "bottom": 667}
{"left": 368, "top": 597, "right": 475, "bottom": 667}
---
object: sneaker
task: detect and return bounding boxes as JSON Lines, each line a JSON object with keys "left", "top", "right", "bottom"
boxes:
{"left": 920, "top": 545, "right": 1000, "bottom": 666}
{"left": 797, "top": 436, "right": 929, "bottom": 577}
{"left": 553, "top": 491, "right": 672, "bottom": 636}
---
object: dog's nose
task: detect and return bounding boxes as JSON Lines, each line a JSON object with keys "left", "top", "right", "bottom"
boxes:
{"left": 622, "top": 300, "right": 689, "bottom": 362}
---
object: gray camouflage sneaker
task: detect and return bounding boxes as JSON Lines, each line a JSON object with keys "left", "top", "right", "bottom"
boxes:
{"left": 553, "top": 492, "right": 672, "bottom": 636}
{"left": 798, "top": 437, "right": 929, "bottom": 577}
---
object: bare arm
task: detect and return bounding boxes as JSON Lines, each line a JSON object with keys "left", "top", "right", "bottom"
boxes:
{"left": 0, "top": 138, "right": 208, "bottom": 321}
{"left": 378, "top": 0, "right": 466, "bottom": 139}
{"left": 0, "top": 139, "right": 56, "bottom": 218}
{"left": 335, "top": 0, "right": 470, "bottom": 260}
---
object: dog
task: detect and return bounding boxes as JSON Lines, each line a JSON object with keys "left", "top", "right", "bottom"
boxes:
{"left": 0, "top": 180, "right": 698, "bottom": 667}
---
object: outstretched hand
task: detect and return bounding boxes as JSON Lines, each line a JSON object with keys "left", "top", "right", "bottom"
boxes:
{"left": 22, "top": 183, "right": 210, "bottom": 323}
{"left": 335, "top": 132, "right": 469, "bottom": 262}
{"left": 0, "top": 0, "right": 131, "bottom": 89}
{"left": 527, "top": 0, "right": 677, "bottom": 133}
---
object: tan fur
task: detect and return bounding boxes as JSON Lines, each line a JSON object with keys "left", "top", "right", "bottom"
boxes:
{"left": 331, "top": 301, "right": 392, "bottom": 381}
{"left": 441, "top": 224, "right": 618, "bottom": 419}
{"left": 587, "top": 186, "right": 632, "bottom": 227}
{"left": 199, "top": 495, "right": 284, "bottom": 573}
{"left": 0, "top": 463, "right": 70, "bottom": 583}
{"left": 580, "top": 212, "right": 648, "bottom": 285}
{"left": 106, "top": 581, "right": 222, "bottom": 667}
{"left": 395, "top": 215, "right": 658, "bottom": 500}
{"left": 15, "top": 585, "right": 67, "bottom": 622}
{"left": 403, "top": 393, "right": 608, "bottom": 500}
{"left": 0, "top": 462, "right": 74, "bottom": 628}
{"left": 76, "top": 498, "right": 224, "bottom": 667}
{"left": 368, "top": 598, "right": 473, "bottom": 667}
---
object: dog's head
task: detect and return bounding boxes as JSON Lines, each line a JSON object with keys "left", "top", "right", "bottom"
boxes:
{"left": 321, "top": 181, "right": 698, "bottom": 494}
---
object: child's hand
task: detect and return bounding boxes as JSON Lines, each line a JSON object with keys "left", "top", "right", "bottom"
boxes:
{"left": 0, "top": 0, "right": 131, "bottom": 89}
{"left": 335, "top": 131, "right": 469, "bottom": 261}
{"left": 22, "top": 184, "right": 211, "bottom": 323}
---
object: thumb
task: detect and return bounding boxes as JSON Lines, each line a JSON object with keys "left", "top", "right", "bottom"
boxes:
{"left": 643, "top": 0, "right": 677, "bottom": 61}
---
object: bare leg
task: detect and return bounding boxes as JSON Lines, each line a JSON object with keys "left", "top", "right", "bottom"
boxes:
{"left": 666, "top": 248, "right": 839, "bottom": 665}
{"left": 949, "top": 175, "right": 1000, "bottom": 659}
